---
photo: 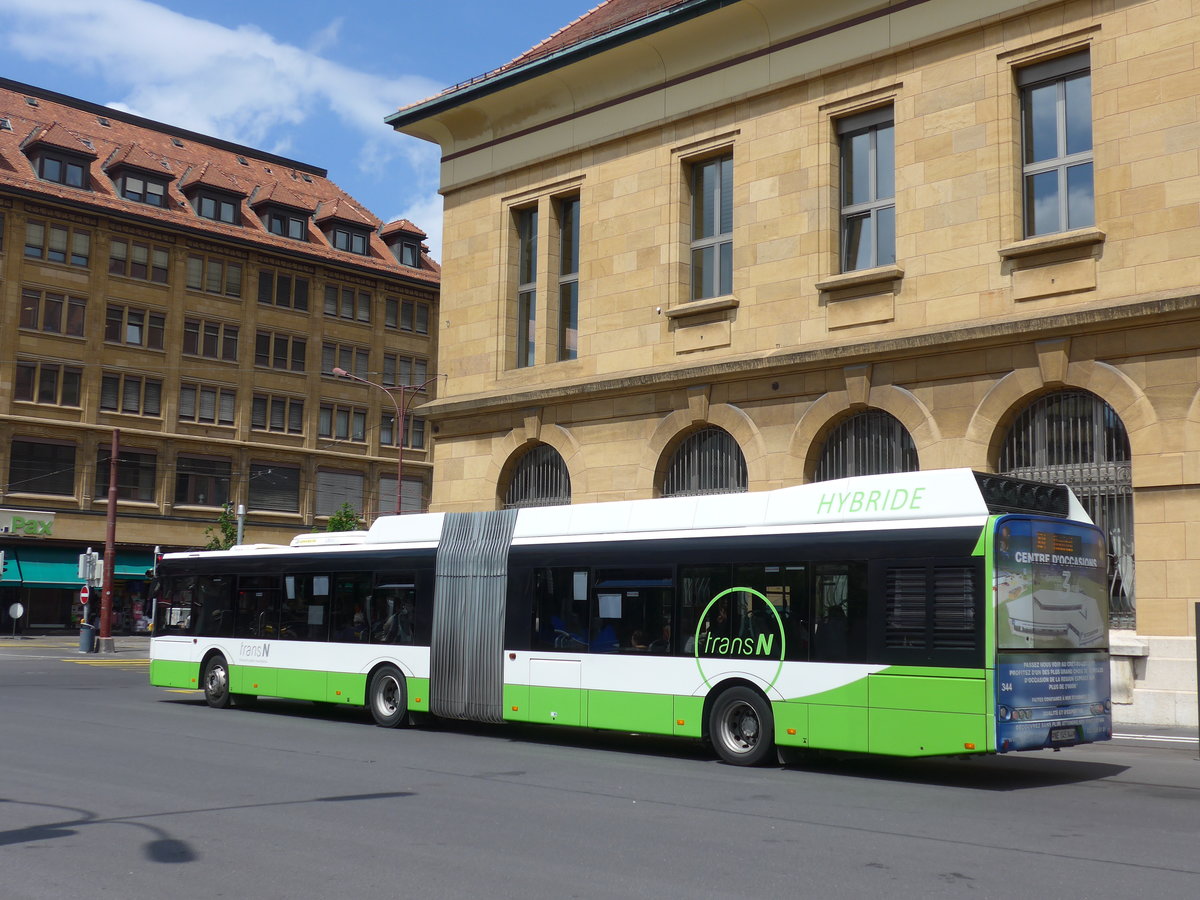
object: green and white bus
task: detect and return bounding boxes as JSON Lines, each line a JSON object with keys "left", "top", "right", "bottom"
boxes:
{"left": 149, "top": 469, "right": 1112, "bottom": 765}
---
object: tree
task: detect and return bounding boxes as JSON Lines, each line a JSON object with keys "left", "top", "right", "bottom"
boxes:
{"left": 204, "top": 502, "right": 239, "bottom": 550}
{"left": 324, "top": 502, "right": 362, "bottom": 532}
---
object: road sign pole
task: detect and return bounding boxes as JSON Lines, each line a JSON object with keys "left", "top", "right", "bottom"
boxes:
{"left": 98, "top": 428, "right": 119, "bottom": 654}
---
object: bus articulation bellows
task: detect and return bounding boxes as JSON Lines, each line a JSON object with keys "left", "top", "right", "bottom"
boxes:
{"left": 149, "top": 469, "right": 1112, "bottom": 765}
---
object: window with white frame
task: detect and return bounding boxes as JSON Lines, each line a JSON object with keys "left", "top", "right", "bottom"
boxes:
{"left": 515, "top": 206, "right": 537, "bottom": 367}
{"left": 557, "top": 196, "right": 580, "bottom": 361}
{"left": 1019, "top": 51, "right": 1093, "bottom": 237}
{"left": 839, "top": 107, "right": 895, "bottom": 272}
{"left": 690, "top": 154, "right": 733, "bottom": 300}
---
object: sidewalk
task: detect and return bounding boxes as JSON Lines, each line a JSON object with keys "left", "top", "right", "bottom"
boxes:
{"left": 0, "top": 632, "right": 150, "bottom": 654}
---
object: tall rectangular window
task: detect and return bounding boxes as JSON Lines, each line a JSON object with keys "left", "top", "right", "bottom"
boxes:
{"left": 839, "top": 107, "right": 895, "bottom": 272}
{"left": 186, "top": 253, "right": 242, "bottom": 298}
{"left": 691, "top": 154, "right": 733, "bottom": 300}
{"left": 557, "top": 196, "right": 579, "bottom": 361}
{"left": 516, "top": 207, "right": 537, "bottom": 368}
{"left": 1020, "top": 51, "right": 1093, "bottom": 237}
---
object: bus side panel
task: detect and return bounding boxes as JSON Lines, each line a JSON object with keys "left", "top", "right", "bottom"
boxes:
{"left": 673, "top": 695, "right": 704, "bottom": 738}
{"left": 587, "top": 689, "right": 675, "bottom": 736}
{"left": 149, "top": 658, "right": 199, "bottom": 689}
{"left": 868, "top": 673, "right": 990, "bottom": 755}
{"left": 773, "top": 701, "right": 808, "bottom": 748}
{"left": 329, "top": 671, "right": 368, "bottom": 705}
{"left": 231, "top": 664, "right": 277, "bottom": 697}
{"left": 276, "top": 668, "right": 327, "bottom": 703}
{"left": 808, "top": 705, "right": 869, "bottom": 752}
{"left": 868, "top": 672, "right": 987, "bottom": 714}
{"left": 868, "top": 708, "right": 988, "bottom": 757}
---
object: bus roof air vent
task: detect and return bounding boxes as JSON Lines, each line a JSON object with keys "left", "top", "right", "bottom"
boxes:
{"left": 973, "top": 472, "right": 1069, "bottom": 517}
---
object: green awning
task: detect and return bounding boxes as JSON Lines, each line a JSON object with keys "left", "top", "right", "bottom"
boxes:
{"left": 113, "top": 551, "right": 154, "bottom": 579}
{"left": 1, "top": 554, "right": 21, "bottom": 585}
{"left": 13, "top": 547, "right": 85, "bottom": 589}
{"left": 3, "top": 547, "right": 155, "bottom": 588}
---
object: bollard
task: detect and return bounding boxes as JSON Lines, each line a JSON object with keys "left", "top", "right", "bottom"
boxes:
{"left": 78, "top": 622, "right": 97, "bottom": 654}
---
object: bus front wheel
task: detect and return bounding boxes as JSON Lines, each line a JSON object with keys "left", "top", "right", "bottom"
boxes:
{"left": 709, "top": 686, "right": 774, "bottom": 766}
{"left": 368, "top": 665, "right": 408, "bottom": 728}
{"left": 202, "top": 655, "right": 232, "bottom": 709}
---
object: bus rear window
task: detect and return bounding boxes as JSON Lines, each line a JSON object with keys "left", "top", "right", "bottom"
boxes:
{"left": 995, "top": 518, "right": 1108, "bottom": 650}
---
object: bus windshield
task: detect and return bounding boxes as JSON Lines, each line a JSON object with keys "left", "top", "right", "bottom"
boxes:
{"left": 995, "top": 517, "right": 1108, "bottom": 650}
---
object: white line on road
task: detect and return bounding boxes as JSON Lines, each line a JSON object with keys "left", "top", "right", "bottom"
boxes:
{"left": 1113, "top": 733, "right": 1196, "bottom": 744}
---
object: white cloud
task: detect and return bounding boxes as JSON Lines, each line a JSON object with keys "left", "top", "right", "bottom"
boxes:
{"left": 0, "top": 0, "right": 446, "bottom": 247}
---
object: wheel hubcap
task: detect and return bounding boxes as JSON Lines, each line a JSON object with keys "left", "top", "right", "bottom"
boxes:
{"left": 376, "top": 676, "right": 399, "bottom": 715}
{"left": 722, "top": 701, "right": 759, "bottom": 753}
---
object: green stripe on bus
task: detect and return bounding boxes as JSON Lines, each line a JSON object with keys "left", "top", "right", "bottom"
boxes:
{"left": 150, "top": 658, "right": 199, "bottom": 689}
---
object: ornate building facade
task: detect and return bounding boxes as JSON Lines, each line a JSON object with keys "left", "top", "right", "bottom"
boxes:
{"left": 388, "top": 0, "right": 1199, "bottom": 727}
{"left": 1, "top": 79, "right": 439, "bottom": 630}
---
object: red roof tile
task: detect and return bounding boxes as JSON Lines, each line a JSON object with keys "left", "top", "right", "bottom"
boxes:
{"left": 382, "top": 218, "right": 427, "bottom": 239}
{"left": 0, "top": 79, "right": 439, "bottom": 282}
{"left": 502, "top": 0, "right": 689, "bottom": 71}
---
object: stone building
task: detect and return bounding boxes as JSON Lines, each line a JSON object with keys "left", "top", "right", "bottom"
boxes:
{"left": 387, "top": 0, "right": 1198, "bottom": 727}
{"left": 1, "top": 78, "right": 439, "bottom": 631}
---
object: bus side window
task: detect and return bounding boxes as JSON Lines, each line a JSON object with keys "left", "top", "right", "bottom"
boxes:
{"left": 368, "top": 572, "right": 416, "bottom": 645}
{"left": 527, "top": 567, "right": 589, "bottom": 652}
{"left": 281, "top": 574, "right": 331, "bottom": 642}
{"left": 194, "top": 575, "right": 233, "bottom": 637}
{"left": 329, "top": 572, "right": 372, "bottom": 643}
{"left": 810, "top": 562, "right": 868, "bottom": 662}
{"left": 234, "top": 576, "right": 280, "bottom": 639}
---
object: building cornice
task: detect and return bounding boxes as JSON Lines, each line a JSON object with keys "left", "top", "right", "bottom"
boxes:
{"left": 419, "top": 292, "right": 1200, "bottom": 420}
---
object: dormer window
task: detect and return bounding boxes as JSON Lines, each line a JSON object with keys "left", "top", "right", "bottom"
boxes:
{"left": 266, "top": 209, "right": 307, "bottom": 241}
{"left": 38, "top": 151, "right": 90, "bottom": 189}
{"left": 397, "top": 240, "right": 421, "bottom": 267}
{"left": 329, "top": 226, "right": 369, "bottom": 255}
{"left": 192, "top": 190, "right": 240, "bottom": 225}
{"left": 120, "top": 172, "right": 169, "bottom": 207}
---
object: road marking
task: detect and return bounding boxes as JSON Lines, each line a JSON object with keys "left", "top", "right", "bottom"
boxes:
{"left": 164, "top": 689, "right": 202, "bottom": 694}
{"left": 64, "top": 658, "right": 150, "bottom": 667}
{"left": 1113, "top": 732, "right": 1195, "bottom": 744}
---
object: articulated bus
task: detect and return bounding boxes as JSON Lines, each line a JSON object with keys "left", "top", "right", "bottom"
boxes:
{"left": 149, "top": 469, "right": 1112, "bottom": 765}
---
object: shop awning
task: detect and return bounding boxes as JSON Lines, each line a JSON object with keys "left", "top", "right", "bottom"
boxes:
{"left": 2, "top": 547, "right": 155, "bottom": 588}
{"left": 13, "top": 547, "right": 86, "bottom": 589}
{"left": 1, "top": 554, "right": 21, "bottom": 585}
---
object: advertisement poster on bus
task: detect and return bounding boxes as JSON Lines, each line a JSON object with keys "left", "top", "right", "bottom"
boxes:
{"left": 996, "top": 652, "right": 1111, "bottom": 751}
{"left": 994, "top": 518, "right": 1108, "bottom": 650}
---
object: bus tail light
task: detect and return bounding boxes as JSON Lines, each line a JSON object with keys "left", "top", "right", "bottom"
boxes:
{"left": 964, "top": 742, "right": 976, "bottom": 750}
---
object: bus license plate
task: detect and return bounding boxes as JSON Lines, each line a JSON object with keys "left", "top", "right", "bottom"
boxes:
{"left": 1050, "top": 727, "right": 1078, "bottom": 743}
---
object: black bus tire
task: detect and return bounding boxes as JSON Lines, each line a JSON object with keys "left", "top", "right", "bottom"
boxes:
{"left": 202, "top": 655, "right": 233, "bottom": 709}
{"left": 368, "top": 665, "right": 408, "bottom": 728}
{"left": 709, "top": 686, "right": 775, "bottom": 766}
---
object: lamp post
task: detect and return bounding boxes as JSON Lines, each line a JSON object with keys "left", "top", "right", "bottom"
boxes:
{"left": 331, "top": 367, "right": 440, "bottom": 515}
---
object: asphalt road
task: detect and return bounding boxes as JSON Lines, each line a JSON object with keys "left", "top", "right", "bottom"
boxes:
{"left": 2, "top": 636, "right": 1198, "bottom": 899}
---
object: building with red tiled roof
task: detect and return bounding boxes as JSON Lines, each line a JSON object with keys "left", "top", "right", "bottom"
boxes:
{"left": 1, "top": 78, "right": 439, "bottom": 631}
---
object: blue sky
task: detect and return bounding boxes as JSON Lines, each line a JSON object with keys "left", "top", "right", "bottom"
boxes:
{"left": 0, "top": 0, "right": 586, "bottom": 259}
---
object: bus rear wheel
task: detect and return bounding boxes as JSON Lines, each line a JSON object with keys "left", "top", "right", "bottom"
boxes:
{"left": 369, "top": 665, "right": 408, "bottom": 728}
{"left": 709, "top": 686, "right": 774, "bottom": 766}
{"left": 202, "top": 655, "right": 232, "bottom": 709}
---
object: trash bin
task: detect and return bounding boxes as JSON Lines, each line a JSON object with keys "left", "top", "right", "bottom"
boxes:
{"left": 79, "top": 622, "right": 97, "bottom": 653}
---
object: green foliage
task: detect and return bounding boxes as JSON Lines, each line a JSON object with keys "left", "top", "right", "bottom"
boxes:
{"left": 204, "top": 502, "right": 240, "bottom": 550}
{"left": 324, "top": 502, "right": 362, "bottom": 532}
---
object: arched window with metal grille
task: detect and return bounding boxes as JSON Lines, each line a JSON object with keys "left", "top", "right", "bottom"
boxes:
{"left": 661, "top": 426, "right": 747, "bottom": 497}
{"left": 998, "top": 390, "right": 1134, "bottom": 628}
{"left": 813, "top": 409, "right": 918, "bottom": 482}
{"left": 503, "top": 443, "right": 571, "bottom": 509}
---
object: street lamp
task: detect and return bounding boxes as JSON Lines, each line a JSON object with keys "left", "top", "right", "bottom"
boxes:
{"left": 331, "top": 367, "right": 440, "bottom": 515}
